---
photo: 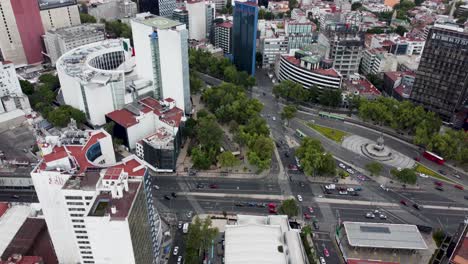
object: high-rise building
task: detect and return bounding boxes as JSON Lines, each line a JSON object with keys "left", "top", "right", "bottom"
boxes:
{"left": 136, "top": 0, "right": 176, "bottom": 17}
{"left": 0, "top": 61, "right": 31, "bottom": 113}
{"left": 131, "top": 14, "right": 192, "bottom": 114}
{"left": 56, "top": 39, "right": 152, "bottom": 126}
{"left": 172, "top": 8, "right": 189, "bottom": 30}
{"left": 410, "top": 24, "right": 468, "bottom": 126}
{"left": 88, "top": 0, "right": 138, "bottom": 22}
{"left": 232, "top": 1, "right": 258, "bottom": 75}
{"left": 44, "top": 24, "right": 105, "bottom": 66}
{"left": 31, "top": 127, "right": 162, "bottom": 264}
{"left": 186, "top": 0, "right": 207, "bottom": 40}
{"left": 0, "top": 0, "right": 80, "bottom": 66}
{"left": 0, "top": 0, "right": 45, "bottom": 65}
{"left": 214, "top": 21, "right": 233, "bottom": 54}
{"left": 206, "top": 1, "right": 215, "bottom": 39}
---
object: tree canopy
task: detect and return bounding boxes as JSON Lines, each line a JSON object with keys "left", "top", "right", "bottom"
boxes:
{"left": 391, "top": 168, "right": 417, "bottom": 184}
{"left": 19, "top": 80, "right": 34, "bottom": 95}
{"left": 217, "top": 151, "right": 240, "bottom": 168}
{"left": 295, "top": 137, "right": 336, "bottom": 176}
{"left": 365, "top": 162, "right": 383, "bottom": 176}
{"left": 280, "top": 105, "right": 297, "bottom": 125}
{"left": 278, "top": 198, "right": 299, "bottom": 218}
{"left": 80, "top": 13, "right": 97, "bottom": 23}
{"left": 185, "top": 217, "right": 219, "bottom": 264}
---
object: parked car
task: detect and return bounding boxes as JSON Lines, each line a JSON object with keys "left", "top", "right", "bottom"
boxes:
{"left": 413, "top": 204, "right": 421, "bottom": 210}
{"left": 438, "top": 170, "right": 446, "bottom": 175}
{"left": 196, "top": 183, "right": 204, "bottom": 188}
{"left": 153, "top": 185, "right": 160, "bottom": 190}
{"left": 379, "top": 214, "right": 387, "bottom": 220}
{"left": 434, "top": 181, "right": 443, "bottom": 186}
{"left": 339, "top": 163, "right": 346, "bottom": 169}
{"left": 400, "top": 200, "right": 408, "bottom": 206}
{"left": 177, "top": 256, "right": 183, "bottom": 264}
{"left": 339, "top": 191, "right": 348, "bottom": 195}
{"left": 454, "top": 174, "right": 461, "bottom": 179}
{"left": 171, "top": 192, "right": 177, "bottom": 198}
{"left": 164, "top": 195, "right": 171, "bottom": 200}
{"left": 308, "top": 207, "right": 314, "bottom": 213}
{"left": 178, "top": 221, "right": 183, "bottom": 229}
{"left": 288, "top": 164, "right": 299, "bottom": 171}
{"left": 173, "top": 246, "right": 179, "bottom": 255}
{"left": 454, "top": 185, "right": 464, "bottom": 190}
{"left": 435, "top": 186, "right": 444, "bottom": 191}
{"left": 320, "top": 256, "right": 327, "bottom": 264}
{"left": 354, "top": 186, "right": 363, "bottom": 191}
{"left": 268, "top": 208, "right": 277, "bottom": 214}
{"left": 304, "top": 213, "right": 311, "bottom": 219}
{"left": 297, "top": 195, "right": 303, "bottom": 202}
{"left": 346, "top": 187, "right": 354, "bottom": 192}
{"left": 323, "top": 248, "right": 330, "bottom": 257}
{"left": 313, "top": 221, "right": 319, "bottom": 230}
{"left": 346, "top": 168, "right": 355, "bottom": 174}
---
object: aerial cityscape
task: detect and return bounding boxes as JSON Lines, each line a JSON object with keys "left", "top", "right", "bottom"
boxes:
{"left": 0, "top": 0, "right": 467, "bottom": 263}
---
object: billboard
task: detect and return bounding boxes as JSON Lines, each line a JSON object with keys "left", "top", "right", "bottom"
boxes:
{"left": 37, "top": 0, "right": 77, "bottom": 10}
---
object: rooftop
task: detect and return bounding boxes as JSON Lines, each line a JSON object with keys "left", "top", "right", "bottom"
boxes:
{"left": 142, "top": 127, "right": 175, "bottom": 149}
{"left": 0, "top": 205, "right": 32, "bottom": 256}
{"left": 283, "top": 55, "right": 341, "bottom": 78}
{"left": 225, "top": 215, "right": 306, "bottom": 264}
{"left": 132, "top": 14, "right": 183, "bottom": 30}
{"left": 218, "top": 21, "right": 233, "bottom": 28}
{"left": 0, "top": 256, "right": 43, "bottom": 264}
{"left": 343, "top": 222, "right": 428, "bottom": 250}
{"left": 344, "top": 78, "right": 381, "bottom": 96}
{"left": 46, "top": 24, "right": 105, "bottom": 41}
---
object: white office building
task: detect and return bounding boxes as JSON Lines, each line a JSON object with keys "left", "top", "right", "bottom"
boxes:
{"left": 131, "top": 14, "right": 191, "bottom": 115}
{"left": 0, "top": 61, "right": 31, "bottom": 114}
{"left": 186, "top": 0, "right": 207, "bottom": 40}
{"left": 31, "top": 127, "right": 162, "bottom": 264}
{"left": 88, "top": 0, "right": 138, "bottom": 22}
{"left": 39, "top": 4, "right": 81, "bottom": 32}
{"left": 44, "top": 24, "right": 106, "bottom": 66}
{"left": 56, "top": 39, "right": 154, "bottom": 126}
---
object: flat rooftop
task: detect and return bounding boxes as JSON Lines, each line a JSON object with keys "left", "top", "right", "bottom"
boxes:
{"left": 343, "top": 222, "right": 428, "bottom": 250}
{"left": 0, "top": 205, "right": 31, "bottom": 255}
{"left": 133, "top": 15, "right": 182, "bottom": 30}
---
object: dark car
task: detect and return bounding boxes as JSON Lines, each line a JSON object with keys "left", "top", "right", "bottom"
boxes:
{"left": 209, "top": 184, "right": 219, "bottom": 189}
{"left": 11, "top": 195, "right": 19, "bottom": 199}
{"left": 171, "top": 192, "right": 177, "bottom": 198}
{"left": 284, "top": 152, "right": 290, "bottom": 157}
{"left": 464, "top": 196, "right": 468, "bottom": 200}
{"left": 438, "top": 170, "right": 446, "bottom": 175}
{"left": 454, "top": 185, "right": 464, "bottom": 190}
{"left": 413, "top": 204, "right": 421, "bottom": 210}
{"left": 434, "top": 181, "right": 443, "bottom": 187}
{"left": 350, "top": 192, "right": 359, "bottom": 196}
{"left": 435, "top": 186, "right": 444, "bottom": 191}
{"left": 313, "top": 221, "right": 319, "bottom": 230}
{"left": 164, "top": 195, "right": 171, "bottom": 200}
{"left": 235, "top": 203, "right": 244, "bottom": 207}
{"left": 196, "top": 183, "right": 204, "bottom": 189}
{"left": 400, "top": 200, "right": 408, "bottom": 206}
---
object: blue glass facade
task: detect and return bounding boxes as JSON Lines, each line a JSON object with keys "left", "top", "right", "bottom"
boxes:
{"left": 232, "top": 1, "right": 258, "bottom": 75}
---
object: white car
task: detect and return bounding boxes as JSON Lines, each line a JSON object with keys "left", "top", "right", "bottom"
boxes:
{"left": 379, "top": 214, "right": 387, "bottom": 220}
{"left": 339, "top": 191, "right": 348, "bottom": 195}
{"left": 272, "top": 116, "right": 276, "bottom": 121}
{"left": 153, "top": 185, "right": 160, "bottom": 190}
{"left": 374, "top": 209, "right": 380, "bottom": 214}
{"left": 173, "top": 246, "right": 179, "bottom": 255}
{"left": 365, "top": 212, "right": 375, "bottom": 219}
{"left": 339, "top": 163, "right": 346, "bottom": 169}
{"left": 297, "top": 195, "right": 303, "bottom": 202}
{"left": 380, "top": 184, "right": 389, "bottom": 191}
{"left": 419, "top": 173, "right": 429, "bottom": 178}
{"left": 346, "top": 187, "right": 354, "bottom": 192}
{"left": 177, "top": 256, "right": 183, "bottom": 264}
{"left": 346, "top": 168, "right": 355, "bottom": 174}
{"left": 320, "top": 257, "right": 327, "bottom": 264}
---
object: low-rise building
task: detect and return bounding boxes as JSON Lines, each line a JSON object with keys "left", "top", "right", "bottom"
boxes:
{"left": 0, "top": 61, "right": 31, "bottom": 115}
{"left": 383, "top": 71, "right": 415, "bottom": 100}
{"left": 343, "top": 75, "right": 382, "bottom": 101}
{"left": 105, "top": 97, "right": 183, "bottom": 148}
{"left": 43, "top": 24, "right": 105, "bottom": 66}
{"left": 360, "top": 48, "right": 397, "bottom": 75}
{"left": 88, "top": 0, "right": 137, "bottom": 22}
{"left": 277, "top": 51, "right": 342, "bottom": 90}
{"left": 225, "top": 214, "right": 308, "bottom": 264}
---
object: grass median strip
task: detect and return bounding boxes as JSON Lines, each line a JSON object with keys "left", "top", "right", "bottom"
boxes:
{"left": 414, "top": 164, "right": 456, "bottom": 184}
{"left": 307, "top": 123, "right": 348, "bottom": 143}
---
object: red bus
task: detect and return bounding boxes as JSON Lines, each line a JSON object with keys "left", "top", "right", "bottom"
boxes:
{"left": 423, "top": 151, "right": 445, "bottom": 165}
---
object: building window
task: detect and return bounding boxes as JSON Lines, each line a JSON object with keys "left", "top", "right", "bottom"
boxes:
{"left": 65, "top": 196, "right": 82, "bottom": 200}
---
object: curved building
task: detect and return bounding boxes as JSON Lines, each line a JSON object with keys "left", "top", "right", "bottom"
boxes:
{"left": 56, "top": 39, "right": 154, "bottom": 126}
{"left": 277, "top": 54, "right": 342, "bottom": 90}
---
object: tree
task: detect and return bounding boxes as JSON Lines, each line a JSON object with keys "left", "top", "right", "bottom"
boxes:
{"left": 46, "top": 105, "right": 86, "bottom": 128}
{"left": 296, "top": 137, "right": 335, "bottom": 176}
{"left": 318, "top": 89, "right": 342, "bottom": 107}
{"left": 190, "top": 71, "right": 204, "bottom": 94}
{"left": 80, "top": 13, "right": 97, "bottom": 23}
{"left": 19, "top": 80, "right": 34, "bottom": 95}
{"left": 196, "top": 113, "right": 223, "bottom": 151}
{"left": 217, "top": 151, "right": 240, "bottom": 169}
{"left": 39, "top": 73, "right": 60, "bottom": 90}
{"left": 183, "top": 118, "right": 197, "bottom": 138}
{"left": 432, "top": 229, "right": 445, "bottom": 247}
{"left": 392, "top": 168, "right": 417, "bottom": 184}
{"left": 278, "top": 198, "right": 299, "bottom": 218}
{"left": 395, "top": 25, "right": 408, "bottom": 36}
{"left": 367, "top": 28, "right": 385, "bottom": 34}
{"left": 280, "top": 105, "right": 297, "bottom": 126}
{"left": 365, "top": 162, "right": 383, "bottom": 176}
{"left": 185, "top": 217, "right": 219, "bottom": 264}
{"left": 104, "top": 121, "right": 115, "bottom": 135}
{"left": 191, "top": 147, "right": 212, "bottom": 170}
{"left": 247, "top": 135, "right": 274, "bottom": 171}
{"left": 258, "top": 8, "right": 266, "bottom": 19}
{"left": 351, "top": 2, "right": 362, "bottom": 10}
{"left": 302, "top": 225, "right": 313, "bottom": 236}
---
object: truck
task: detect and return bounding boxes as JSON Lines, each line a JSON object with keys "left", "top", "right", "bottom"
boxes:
{"left": 182, "top": 223, "right": 189, "bottom": 234}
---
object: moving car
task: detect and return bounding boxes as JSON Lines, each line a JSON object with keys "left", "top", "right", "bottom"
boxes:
{"left": 177, "top": 256, "right": 183, "bottom": 264}
{"left": 379, "top": 214, "right": 387, "bottom": 220}
{"left": 323, "top": 248, "right": 330, "bottom": 257}
{"left": 196, "top": 183, "right": 204, "bottom": 188}
{"left": 313, "top": 221, "right": 319, "bottom": 230}
{"left": 338, "top": 191, "right": 348, "bottom": 195}
{"left": 400, "top": 200, "right": 408, "bottom": 206}
{"left": 434, "top": 181, "right": 443, "bottom": 187}
{"left": 413, "top": 204, "right": 421, "bottom": 210}
{"left": 419, "top": 173, "right": 429, "bottom": 178}
{"left": 178, "top": 222, "right": 183, "bottom": 229}
{"left": 164, "top": 195, "right": 171, "bottom": 200}
{"left": 354, "top": 186, "right": 363, "bottom": 191}
{"left": 454, "top": 174, "right": 461, "bottom": 179}
{"left": 209, "top": 184, "right": 219, "bottom": 189}
{"left": 297, "top": 195, "right": 303, "bottom": 202}
{"left": 304, "top": 213, "right": 311, "bottom": 219}
{"left": 308, "top": 207, "right": 314, "bottom": 213}
{"left": 365, "top": 212, "right": 375, "bottom": 219}
{"left": 171, "top": 192, "right": 177, "bottom": 198}
{"left": 435, "top": 186, "right": 444, "bottom": 191}
{"left": 339, "top": 163, "right": 346, "bottom": 169}
{"left": 325, "top": 184, "right": 336, "bottom": 190}
{"left": 173, "top": 246, "right": 179, "bottom": 255}
{"left": 454, "top": 185, "right": 464, "bottom": 190}
{"left": 269, "top": 208, "right": 278, "bottom": 214}
{"left": 153, "top": 185, "right": 160, "bottom": 190}
{"left": 346, "top": 168, "right": 355, "bottom": 174}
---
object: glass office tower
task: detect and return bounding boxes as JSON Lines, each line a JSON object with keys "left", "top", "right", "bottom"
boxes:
{"left": 232, "top": 1, "right": 258, "bottom": 75}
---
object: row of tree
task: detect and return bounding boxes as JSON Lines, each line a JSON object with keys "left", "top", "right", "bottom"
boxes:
{"left": 21, "top": 75, "right": 86, "bottom": 128}
{"left": 273, "top": 80, "right": 342, "bottom": 107}
{"left": 189, "top": 49, "right": 256, "bottom": 89}
{"left": 185, "top": 217, "right": 219, "bottom": 264}
{"left": 201, "top": 83, "right": 274, "bottom": 171}
{"left": 295, "top": 137, "right": 336, "bottom": 177}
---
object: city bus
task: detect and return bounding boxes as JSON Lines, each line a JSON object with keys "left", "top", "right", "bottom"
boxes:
{"left": 318, "top": 111, "right": 345, "bottom": 121}
{"left": 423, "top": 151, "right": 445, "bottom": 165}
{"left": 295, "top": 129, "right": 306, "bottom": 138}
